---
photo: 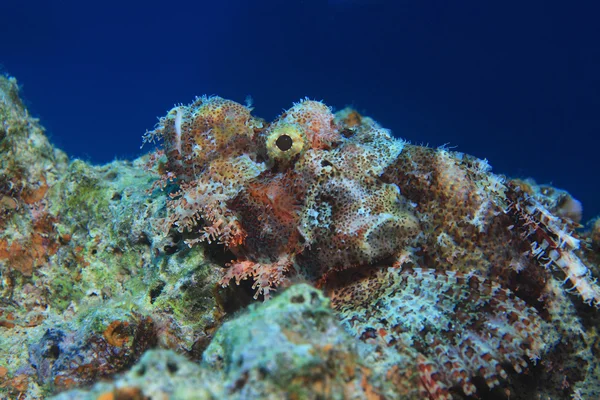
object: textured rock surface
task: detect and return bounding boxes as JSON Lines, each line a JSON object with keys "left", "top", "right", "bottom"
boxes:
{"left": 51, "top": 284, "right": 370, "bottom": 400}
{"left": 0, "top": 76, "right": 223, "bottom": 398}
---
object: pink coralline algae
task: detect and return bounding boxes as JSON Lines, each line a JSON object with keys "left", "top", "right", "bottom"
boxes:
{"left": 145, "top": 96, "right": 600, "bottom": 399}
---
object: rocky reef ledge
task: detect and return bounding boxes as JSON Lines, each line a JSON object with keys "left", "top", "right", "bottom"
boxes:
{"left": 1, "top": 75, "right": 599, "bottom": 400}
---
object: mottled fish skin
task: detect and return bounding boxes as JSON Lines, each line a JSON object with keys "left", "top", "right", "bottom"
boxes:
{"left": 144, "top": 95, "right": 600, "bottom": 398}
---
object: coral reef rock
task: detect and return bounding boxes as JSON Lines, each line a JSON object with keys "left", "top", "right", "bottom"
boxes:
{"left": 1, "top": 74, "right": 599, "bottom": 400}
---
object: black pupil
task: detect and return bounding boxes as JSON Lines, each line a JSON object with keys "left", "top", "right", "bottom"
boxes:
{"left": 275, "top": 134, "right": 293, "bottom": 151}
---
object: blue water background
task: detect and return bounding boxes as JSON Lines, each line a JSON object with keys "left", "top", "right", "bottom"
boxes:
{"left": 2, "top": 0, "right": 599, "bottom": 221}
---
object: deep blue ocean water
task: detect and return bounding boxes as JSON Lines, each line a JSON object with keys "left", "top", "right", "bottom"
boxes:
{"left": 2, "top": 0, "right": 599, "bottom": 221}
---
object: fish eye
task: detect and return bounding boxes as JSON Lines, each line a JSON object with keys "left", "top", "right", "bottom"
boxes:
{"left": 264, "top": 124, "right": 307, "bottom": 167}
{"left": 275, "top": 134, "right": 293, "bottom": 151}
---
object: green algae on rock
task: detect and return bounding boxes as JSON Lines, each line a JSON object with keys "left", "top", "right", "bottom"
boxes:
{"left": 0, "top": 76, "right": 223, "bottom": 398}
{"left": 50, "top": 284, "right": 373, "bottom": 400}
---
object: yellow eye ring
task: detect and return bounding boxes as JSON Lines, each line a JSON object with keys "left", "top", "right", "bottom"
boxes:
{"left": 265, "top": 124, "right": 307, "bottom": 166}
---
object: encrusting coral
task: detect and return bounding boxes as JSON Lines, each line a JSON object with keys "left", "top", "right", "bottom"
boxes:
{"left": 1, "top": 73, "right": 599, "bottom": 399}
